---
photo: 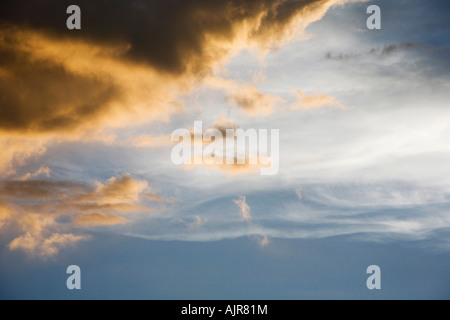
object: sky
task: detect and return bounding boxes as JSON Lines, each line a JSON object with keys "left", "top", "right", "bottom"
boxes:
{"left": 0, "top": 0, "right": 450, "bottom": 300}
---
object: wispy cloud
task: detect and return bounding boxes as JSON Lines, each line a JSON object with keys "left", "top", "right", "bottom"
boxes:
{"left": 0, "top": 137, "right": 48, "bottom": 178}
{"left": 8, "top": 229, "right": 89, "bottom": 258}
{"left": 234, "top": 196, "right": 252, "bottom": 221}
{"left": 78, "top": 175, "right": 148, "bottom": 206}
{"left": 188, "top": 216, "right": 207, "bottom": 229}
{"left": 0, "top": 205, "right": 11, "bottom": 229}
{"left": 296, "top": 188, "right": 303, "bottom": 200}
{"left": 205, "top": 76, "right": 282, "bottom": 116}
{"left": 325, "top": 42, "right": 427, "bottom": 60}
{"left": 124, "top": 135, "right": 172, "bottom": 148}
{"left": 73, "top": 213, "right": 128, "bottom": 227}
{"left": 233, "top": 196, "right": 269, "bottom": 246}
{"left": 290, "top": 90, "right": 346, "bottom": 110}
{"left": 16, "top": 166, "right": 50, "bottom": 181}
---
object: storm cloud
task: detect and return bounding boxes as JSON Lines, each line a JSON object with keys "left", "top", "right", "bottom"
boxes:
{"left": 0, "top": 0, "right": 363, "bottom": 134}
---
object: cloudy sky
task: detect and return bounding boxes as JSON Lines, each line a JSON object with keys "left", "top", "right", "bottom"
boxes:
{"left": 1, "top": 0, "right": 450, "bottom": 299}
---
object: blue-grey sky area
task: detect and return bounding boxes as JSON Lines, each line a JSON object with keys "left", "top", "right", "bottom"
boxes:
{"left": 0, "top": 0, "right": 449, "bottom": 299}
{"left": 1, "top": 234, "right": 450, "bottom": 299}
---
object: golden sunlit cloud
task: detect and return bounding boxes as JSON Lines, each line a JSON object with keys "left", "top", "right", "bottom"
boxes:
{"left": 82, "top": 175, "right": 148, "bottom": 205}
{"left": 9, "top": 232, "right": 89, "bottom": 258}
{"left": 0, "top": 27, "right": 182, "bottom": 134}
{"left": 0, "top": 205, "right": 11, "bottom": 229}
{"left": 7, "top": 213, "right": 90, "bottom": 257}
{"left": 227, "top": 85, "right": 282, "bottom": 116}
{"left": 0, "top": 175, "right": 162, "bottom": 257}
{"left": 74, "top": 213, "right": 128, "bottom": 227}
{"left": 0, "top": 137, "right": 49, "bottom": 178}
{"left": 0, "top": 0, "right": 365, "bottom": 177}
{"left": 206, "top": 77, "right": 282, "bottom": 115}
{"left": 0, "top": 0, "right": 367, "bottom": 257}
{"left": 179, "top": 115, "right": 277, "bottom": 176}
{"left": 291, "top": 90, "right": 347, "bottom": 110}
{"left": 145, "top": 194, "right": 167, "bottom": 202}
{"left": 125, "top": 135, "right": 173, "bottom": 148}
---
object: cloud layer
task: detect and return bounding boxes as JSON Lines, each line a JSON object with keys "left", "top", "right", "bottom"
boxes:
{"left": 0, "top": 0, "right": 361, "bottom": 133}
{"left": 8, "top": 0, "right": 450, "bottom": 259}
{"left": 0, "top": 0, "right": 366, "bottom": 177}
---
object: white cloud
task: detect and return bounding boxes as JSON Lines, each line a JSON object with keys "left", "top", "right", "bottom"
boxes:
{"left": 295, "top": 188, "right": 303, "bottom": 200}
{"left": 2, "top": 1, "right": 449, "bottom": 254}
{"left": 234, "top": 196, "right": 252, "bottom": 221}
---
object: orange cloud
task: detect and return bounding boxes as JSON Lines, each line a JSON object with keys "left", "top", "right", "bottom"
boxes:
{"left": 17, "top": 166, "right": 51, "bottom": 181}
{"left": 125, "top": 135, "right": 172, "bottom": 148}
{"left": 206, "top": 77, "right": 282, "bottom": 116}
{"left": 83, "top": 175, "right": 148, "bottom": 205}
{"left": 0, "top": 137, "right": 49, "bottom": 178}
{"left": 188, "top": 216, "right": 207, "bottom": 229}
{"left": 0, "top": 174, "right": 162, "bottom": 257}
{"left": 0, "top": 204, "right": 11, "bottom": 228}
{"left": 74, "top": 213, "right": 128, "bottom": 227}
{"left": 0, "top": 0, "right": 365, "bottom": 176}
{"left": 0, "top": 0, "right": 367, "bottom": 255}
{"left": 0, "top": 27, "right": 182, "bottom": 134}
{"left": 145, "top": 194, "right": 167, "bottom": 202}
{"left": 178, "top": 116, "right": 277, "bottom": 176}
{"left": 291, "top": 90, "right": 347, "bottom": 110}
{"left": 184, "top": 155, "right": 274, "bottom": 176}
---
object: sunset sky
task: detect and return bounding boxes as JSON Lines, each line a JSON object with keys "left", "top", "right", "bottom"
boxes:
{"left": 1, "top": 0, "right": 450, "bottom": 299}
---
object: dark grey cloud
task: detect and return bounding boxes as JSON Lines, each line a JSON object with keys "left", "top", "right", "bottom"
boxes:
{"left": 325, "top": 42, "right": 426, "bottom": 60}
{"left": 0, "top": 0, "right": 323, "bottom": 74}
{"left": 0, "top": 180, "right": 87, "bottom": 199}
{"left": 380, "top": 42, "right": 425, "bottom": 56}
